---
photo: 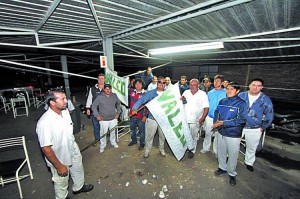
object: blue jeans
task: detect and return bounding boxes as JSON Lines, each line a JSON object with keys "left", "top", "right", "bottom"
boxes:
{"left": 92, "top": 115, "right": 100, "bottom": 140}
{"left": 130, "top": 117, "right": 145, "bottom": 145}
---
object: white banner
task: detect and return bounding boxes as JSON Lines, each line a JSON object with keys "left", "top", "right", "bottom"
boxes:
{"left": 105, "top": 67, "right": 129, "bottom": 106}
{"left": 146, "top": 83, "right": 193, "bottom": 161}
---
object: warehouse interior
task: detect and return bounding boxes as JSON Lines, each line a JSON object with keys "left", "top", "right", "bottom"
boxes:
{"left": 0, "top": 0, "right": 299, "bottom": 101}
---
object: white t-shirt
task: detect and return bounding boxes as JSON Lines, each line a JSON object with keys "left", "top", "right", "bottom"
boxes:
{"left": 36, "top": 108, "right": 79, "bottom": 167}
{"left": 248, "top": 92, "right": 261, "bottom": 108}
{"left": 182, "top": 89, "right": 209, "bottom": 123}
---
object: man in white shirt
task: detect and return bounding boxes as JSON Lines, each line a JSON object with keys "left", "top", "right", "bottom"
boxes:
{"left": 36, "top": 90, "right": 93, "bottom": 199}
{"left": 182, "top": 79, "right": 209, "bottom": 159}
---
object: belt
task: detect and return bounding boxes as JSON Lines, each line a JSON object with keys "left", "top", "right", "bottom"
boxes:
{"left": 244, "top": 126, "right": 260, "bottom": 129}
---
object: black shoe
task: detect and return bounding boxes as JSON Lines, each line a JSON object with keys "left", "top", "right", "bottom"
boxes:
{"left": 73, "top": 184, "right": 94, "bottom": 194}
{"left": 128, "top": 142, "right": 137, "bottom": 146}
{"left": 139, "top": 144, "right": 145, "bottom": 151}
{"left": 229, "top": 176, "right": 236, "bottom": 186}
{"left": 188, "top": 151, "right": 194, "bottom": 159}
{"left": 214, "top": 168, "right": 227, "bottom": 176}
{"left": 244, "top": 163, "right": 254, "bottom": 172}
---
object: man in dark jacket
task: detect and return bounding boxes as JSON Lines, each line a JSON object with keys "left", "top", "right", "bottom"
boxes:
{"left": 238, "top": 78, "right": 273, "bottom": 172}
{"left": 86, "top": 73, "right": 105, "bottom": 141}
{"left": 212, "top": 82, "right": 247, "bottom": 186}
{"left": 138, "top": 67, "right": 154, "bottom": 90}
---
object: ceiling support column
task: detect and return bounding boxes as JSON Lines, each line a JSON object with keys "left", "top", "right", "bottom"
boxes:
{"left": 103, "top": 38, "right": 114, "bottom": 71}
{"left": 45, "top": 61, "right": 52, "bottom": 87}
{"left": 60, "top": 55, "right": 71, "bottom": 99}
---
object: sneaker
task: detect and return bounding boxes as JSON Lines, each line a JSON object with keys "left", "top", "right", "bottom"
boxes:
{"left": 144, "top": 152, "right": 149, "bottom": 158}
{"left": 244, "top": 163, "right": 254, "bottom": 172}
{"left": 112, "top": 143, "right": 119, "bottom": 148}
{"left": 128, "top": 142, "right": 137, "bottom": 146}
{"left": 100, "top": 148, "right": 104, "bottom": 153}
{"left": 73, "top": 184, "right": 94, "bottom": 194}
{"left": 160, "top": 150, "right": 166, "bottom": 157}
{"left": 200, "top": 149, "right": 208, "bottom": 154}
{"left": 214, "top": 168, "right": 227, "bottom": 176}
{"left": 229, "top": 176, "right": 236, "bottom": 186}
{"left": 188, "top": 151, "right": 194, "bottom": 159}
{"left": 139, "top": 144, "right": 145, "bottom": 151}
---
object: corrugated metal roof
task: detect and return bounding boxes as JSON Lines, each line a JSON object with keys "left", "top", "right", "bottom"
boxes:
{"left": 0, "top": 0, "right": 299, "bottom": 74}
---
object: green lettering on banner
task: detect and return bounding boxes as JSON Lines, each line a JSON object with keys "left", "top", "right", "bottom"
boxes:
{"left": 161, "top": 101, "right": 177, "bottom": 115}
{"left": 106, "top": 72, "right": 112, "bottom": 84}
{"left": 107, "top": 75, "right": 126, "bottom": 96}
{"left": 167, "top": 108, "right": 179, "bottom": 127}
{"left": 116, "top": 79, "right": 126, "bottom": 96}
{"left": 111, "top": 76, "right": 115, "bottom": 89}
{"left": 157, "top": 87, "right": 186, "bottom": 148}
{"left": 173, "top": 122, "right": 186, "bottom": 147}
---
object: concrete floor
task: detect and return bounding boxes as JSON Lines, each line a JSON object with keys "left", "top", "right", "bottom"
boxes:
{"left": 0, "top": 90, "right": 299, "bottom": 199}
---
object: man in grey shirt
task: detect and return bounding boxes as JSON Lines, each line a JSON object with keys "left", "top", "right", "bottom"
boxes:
{"left": 92, "top": 84, "right": 121, "bottom": 153}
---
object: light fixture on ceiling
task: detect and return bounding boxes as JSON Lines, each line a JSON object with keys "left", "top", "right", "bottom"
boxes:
{"left": 148, "top": 41, "right": 224, "bottom": 55}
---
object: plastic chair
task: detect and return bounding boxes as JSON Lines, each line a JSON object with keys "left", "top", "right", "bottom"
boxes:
{"left": 11, "top": 91, "right": 29, "bottom": 118}
{"left": 1, "top": 90, "right": 15, "bottom": 114}
{"left": 33, "top": 88, "right": 46, "bottom": 108}
{"left": 1, "top": 95, "right": 12, "bottom": 113}
{"left": 0, "top": 136, "right": 34, "bottom": 198}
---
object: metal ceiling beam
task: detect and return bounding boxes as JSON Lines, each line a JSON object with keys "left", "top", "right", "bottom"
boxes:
{"left": 0, "top": 42, "right": 103, "bottom": 54}
{"left": 115, "top": 38, "right": 300, "bottom": 43}
{"left": 0, "top": 26, "right": 33, "bottom": 32}
{"left": 39, "top": 39, "right": 102, "bottom": 47}
{"left": 38, "top": 30, "right": 99, "bottom": 38}
{"left": 204, "top": 44, "right": 300, "bottom": 56}
{"left": 109, "top": 0, "right": 252, "bottom": 39}
{"left": 0, "top": 54, "right": 25, "bottom": 59}
{"left": 114, "top": 42, "right": 148, "bottom": 57}
{"left": 86, "top": 0, "right": 104, "bottom": 37}
{"left": 0, "top": 32, "right": 35, "bottom": 36}
{"left": 35, "top": 0, "right": 62, "bottom": 32}
{"left": 195, "top": 54, "right": 300, "bottom": 61}
{"left": 0, "top": 59, "right": 97, "bottom": 80}
{"left": 34, "top": 32, "right": 39, "bottom": 45}
{"left": 230, "top": 27, "right": 300, "bottom": 39}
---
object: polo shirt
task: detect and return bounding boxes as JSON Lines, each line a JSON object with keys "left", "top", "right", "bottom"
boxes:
{"left": 36, "top": 108, "right": 75, "bottom": 167}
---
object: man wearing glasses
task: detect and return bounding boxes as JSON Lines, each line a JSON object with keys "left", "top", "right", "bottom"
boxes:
{"left": 131, "top": 76, "right": 167, "bottom": 158}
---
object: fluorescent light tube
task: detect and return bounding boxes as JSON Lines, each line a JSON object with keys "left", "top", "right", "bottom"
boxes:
{"left": 148, "top": 42, "right": 224, "bottom": 55}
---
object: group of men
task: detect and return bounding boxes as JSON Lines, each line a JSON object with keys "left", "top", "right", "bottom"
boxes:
{"left": 35, "top": 67, "right": 273, "bottom": 198}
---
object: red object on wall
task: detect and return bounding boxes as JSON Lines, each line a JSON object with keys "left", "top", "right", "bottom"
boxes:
{"left": 100, "top": 56, "right": 107, "bottom": 68}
